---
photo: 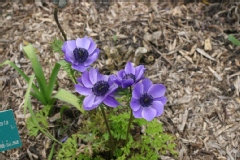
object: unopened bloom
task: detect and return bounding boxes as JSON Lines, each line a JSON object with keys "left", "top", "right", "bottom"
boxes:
{"left": 75, "top": 68, "right": 119, "bottom": 110}
{"left": 114, "top": 62, "right": 145, "bottom": 88}
{"left": 62, "top": 36, "right": 99, "bottom": 72}
{"left": 130, "top": 78, "right": 167, "bottom": 121}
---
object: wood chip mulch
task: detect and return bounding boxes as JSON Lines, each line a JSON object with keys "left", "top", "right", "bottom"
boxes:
{"left": 0, "top": 2, "right": 240, "bottom": 160}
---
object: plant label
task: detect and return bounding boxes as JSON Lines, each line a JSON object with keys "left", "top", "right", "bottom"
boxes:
{"left": 0, "top": 110, "right": 22, "bottom": 152}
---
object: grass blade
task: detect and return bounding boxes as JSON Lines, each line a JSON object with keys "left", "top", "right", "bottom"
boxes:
{"left": 228, "top": 35, "right": 240, "bottom": 46}
{"left": 0, "top": 60, "right": 46, "bottom": 104}
{"left": 23, "top": 44, "right": 48, "bottom": 101}
{"left": 46, "top": 63, "right": 61, "bottom": 103}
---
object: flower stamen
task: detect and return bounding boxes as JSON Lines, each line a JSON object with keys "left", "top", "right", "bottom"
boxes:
{"left": 123, "top": 73, "right": 136, "bottom": 82}
{"left": 92, "top": 80, "right": 110, "bottom": 96}
{"left": 139, "top": 93, "right": 153, "bottom": 107}
{"left": 73, "top": 48, "right": 89, "bottom": 63}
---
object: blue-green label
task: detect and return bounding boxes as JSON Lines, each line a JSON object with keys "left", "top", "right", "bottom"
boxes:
{"left": 0, "top": 110, "right": 22, "bottom": 152}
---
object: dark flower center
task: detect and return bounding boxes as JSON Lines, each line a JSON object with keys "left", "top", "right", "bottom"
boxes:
{"left": 92, "top": 80, "right": 110, "bottom": 96}
{"left": 73, "top": 48, "right": 89, "bottom": 63}
{"left": 123, "top": 73, "right": 136, "bottom": 82}
{"left": 139, "top": 93, "right": 153, "bottom": 107}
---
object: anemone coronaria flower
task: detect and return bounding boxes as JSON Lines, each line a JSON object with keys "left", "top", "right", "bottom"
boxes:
{"left": 75, "top": 68, "right": 119, "bottom": 110}
{"left": 130, "top": 78, "right": 167, "bottom": 121}
{"left": 62, "top": 36, "right": 99, "bottom": 72}
{"left": 114, "top": 62, "right": 145, "bottom": 88}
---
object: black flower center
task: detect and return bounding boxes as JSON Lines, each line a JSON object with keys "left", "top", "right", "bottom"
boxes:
{"left": 73, "top": 48, "right": 89, "bottom": 63}
{"left": 123, "top": 73, "right": 136, "bottom": 82}
{"left": 92, "top": 81, "right": 110, "bottom": 96}
{"left": 139, "top": 93, "right": 153, "bottom": 107}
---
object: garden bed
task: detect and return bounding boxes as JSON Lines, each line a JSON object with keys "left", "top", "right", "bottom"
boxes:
{"left": 1, "top": 2, "right": 240, "bottom": 160}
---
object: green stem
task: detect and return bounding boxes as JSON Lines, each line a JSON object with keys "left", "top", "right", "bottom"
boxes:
{"left": 125, "top": 87, "right": 134, "bottom": 145}
{"left": 54, "top": 7, "right": 67, "bottom": 41}
{"left": 126, "top": 110, "right": 133, "bottom": 144}
{"left": 100, "top": 105, "right": 114, "bottom": 159}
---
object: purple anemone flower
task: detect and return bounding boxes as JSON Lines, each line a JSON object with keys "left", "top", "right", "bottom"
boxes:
{"left": 75, "top": 68, "right": 119, "bottom": 110}
{"left": 130, "top": 78, "right": 167, "bottom": 121}
{"left": 62, "top": 36, "right": 100, "bottom": 72}
{"left": 115, "top": 62, "right": 145, "bottom": 88}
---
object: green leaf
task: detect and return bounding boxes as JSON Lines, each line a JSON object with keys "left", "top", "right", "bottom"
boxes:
{"left": 24, "top": 75, "right": 61, "bottom": 144}
{"left": 51, "top": 38, "right": 64, "bottom": 54}
{"left": 113, "top": 35, "right": 118, "bottom": 42}
{"left": 228, "top": 35, "right": 240, "bottom": 46}
{"left": 54, "top": 89, "right": 85, "bottom": 114}
{"left": 57, "top": 60, "right": 76, "bottom": 84}
{"left": 45, "top": 63, "right": 61, "bottom": 103}
{"left": 0, "top": 60, "right": 46, "bottom": 104}
{"left": 23, "top": 44, "right": 48, "bottom": 102}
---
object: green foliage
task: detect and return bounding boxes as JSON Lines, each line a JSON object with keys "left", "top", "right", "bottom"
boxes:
{"left": 0, "top": 44, "right": 61, "bottom": 105}
{"left": 57, "top": 134, "right": 79, "bottom": 159}
{"left": 57, "top": 133, "right": 106, "bottom": 160}
{"left": 24, "top": 75, "right": 60, "bottom": 144}
{"left": 109, "top": 112, "right": 129, "bottom": 140}
{"left": 113, "top": 35, "right": 118, "bottom": 42}
{"left": 54, "top": 89, "right": 85, "bottom": 114}
{"left": 57, "top": 106, "right": 177, "bottom": 159}
{"left": 51, "top": 38, "right": 64, "bottom": 54}
{"left": 26, "top": 105, "right": 51, "bottom": 136}
{"left": 57, "top": 60, "right": 76, "bottom": 84}
{"left": 228, "top": 35, "right": 240, "bottom": 46}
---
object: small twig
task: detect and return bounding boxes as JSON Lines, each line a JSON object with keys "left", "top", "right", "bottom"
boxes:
{"left": 152, "top": 46, "right": 174, "bottom": 66}
{"left": 54, "top": 7, "right": 67, "bottom": 41}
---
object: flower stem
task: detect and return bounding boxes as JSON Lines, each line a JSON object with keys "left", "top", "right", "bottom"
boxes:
{"left": 100, "top": 105, "right": 114, "bottom": 159}
{"left": 54, "top": 7, "right": 67, "bottom": 41}
{"left": 125, "top": 87, "right": 133, "bottom": 144}
{"left": 126, "top": 110, "right": 133, "bottom": 144}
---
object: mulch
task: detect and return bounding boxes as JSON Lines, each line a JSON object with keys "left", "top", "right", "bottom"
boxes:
{"left": 0, "top": 1, "right": 240, "bottom": 160}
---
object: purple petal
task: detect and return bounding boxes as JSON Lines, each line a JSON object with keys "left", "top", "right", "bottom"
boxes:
{"left": 122, "top": 79, "right": 134, "bottom": 88}
{"left": 83, "top": 94, "right": 96, "bottom": 110}
{"left": 117, "top": 70, "right": 124, "bottom": 79}
{"left": 142, "top": 78, "right": 152, "bottom": 92}
{"left": 84, "top": 51, "right": 98, "bottom": 66}
{"left": 89, "top": 47, "right": 99, "bottom": 57}
{"left": 106, "top": 84, "right": 118, "bottom": 96}
{"left": 77, "top": 77, "right": 83, "bottom": 84}
{"left": 88, "top": 40, "right": 97, "bottom": 54}
{"left": 62, "top": 42, "right": 67, "bottom": 53}
{"left": 76, "top": 37, "right": 91, "bottom": 50}
{"left": 81, "top": 71, "right": 93, "bottom": 88}
{"left": 133, "top": 108, "right": 143, "bottom": 118}
{"left": 135, "top": 65, "right": 145, "bottom": 81}
{"left": 130, "top": 98, "right": 141, "bottom": 111}
{"left": 66, "top": 40, "right": 76, "bottom": 52}
{"left": 75, "top": 84, "right": 92, "bottom": 96}
{"left": 103, "top": 96, "right": 119, "bottom": 107}
{"left": 93, "top": 96, "right": 104, "bottom": 106}
{"left": 154, "top": 96, "right": 167, "bottom": 105}
{"left": 62, "top": 40, "right": 76, "bottom": 63}
{"left": 142, "top": 107, "right": 157, "bottom": 121}
{"left": 72, "top": 64, "right": 88, "bottom": 72}
{"left": 147, "top": 84, "right": 166, "bottom": 98}
{"left": 151, "top": 101, "right": 164, "bottom": 117}
{"left": 132, "top": 83, "right": 143, "bottom": 99}
{"left": 124, "top": 62, "right": 135, "bottom": 75}
{"left": 89, "top": 68, "right": 98, "bottom": 84}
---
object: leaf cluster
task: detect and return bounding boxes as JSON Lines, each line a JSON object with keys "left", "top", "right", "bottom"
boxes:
{"left": 26, "top": 105, "right": 51, "bottom": 136}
